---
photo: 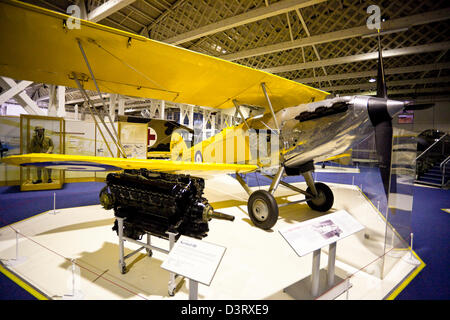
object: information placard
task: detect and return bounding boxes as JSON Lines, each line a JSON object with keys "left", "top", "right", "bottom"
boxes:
{"left": 279, "top": 210, "right": 364, "bottom": 257}
{"left": 161, "top": 235, "right": 226, "bottom": 286}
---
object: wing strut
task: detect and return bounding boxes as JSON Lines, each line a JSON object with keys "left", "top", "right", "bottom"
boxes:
{"left": 260, "top": 83, "right": 280, "bottom": 131}
{"left": 232, "top": 100, "right": 250, "bottom": 130}
{"left": 72, "top": 73, "right": 121, "bottom": 158}
{"left": 77, "top": 39, "right": 128, "bottom": 158}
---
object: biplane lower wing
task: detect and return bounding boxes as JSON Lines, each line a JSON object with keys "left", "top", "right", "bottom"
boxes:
{"left": 2, "top": 153, "right": 258, "bottom": 177}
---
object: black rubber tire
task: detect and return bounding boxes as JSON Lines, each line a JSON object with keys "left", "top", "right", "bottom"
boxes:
{"left": 247, "top": 190, "right": 279, "bottom": 230}
{"left": 306, "top": 182, "right": 334, "bottom": 212}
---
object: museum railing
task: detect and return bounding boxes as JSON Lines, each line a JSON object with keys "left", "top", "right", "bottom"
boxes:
{"left": 440, "top": 155, "right": 450, "bottom": 187}
{"left": 415, "top": 132, "right": 450, "bottom": 186}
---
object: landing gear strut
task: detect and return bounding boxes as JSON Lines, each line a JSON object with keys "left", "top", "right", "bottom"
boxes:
{"left": 303, "top": 170, "right": 334, "bottom": 212}
{"left": 237, "top": 161, "right": 334, "bottom": 230}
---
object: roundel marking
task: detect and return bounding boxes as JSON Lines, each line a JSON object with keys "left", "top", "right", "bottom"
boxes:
{"left": 148, "top": 127, "right": 158, "bottom": 147}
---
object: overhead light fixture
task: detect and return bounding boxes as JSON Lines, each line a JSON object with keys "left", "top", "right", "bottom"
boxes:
{"left": 369, "top": 78, "right": 376, "bottom": 83}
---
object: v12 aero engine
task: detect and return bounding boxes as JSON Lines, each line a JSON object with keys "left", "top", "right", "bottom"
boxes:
{"left": 99, "top": 169, "right": 230, "bottom": 241}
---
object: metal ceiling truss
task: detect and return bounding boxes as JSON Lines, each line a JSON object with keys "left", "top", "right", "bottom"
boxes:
{"left": 10, "top": 0, "right": 450, "bottom": 108}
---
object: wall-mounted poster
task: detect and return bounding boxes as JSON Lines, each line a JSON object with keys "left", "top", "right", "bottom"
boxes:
{"left": 398, "top": 110, "right": 414, "bottom": 124}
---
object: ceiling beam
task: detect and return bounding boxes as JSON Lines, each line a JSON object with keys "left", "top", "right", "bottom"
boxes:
{"left": 296, "top": 62, "right": 450, "bottom": 83}
{"left": 222, "top": 8, "right": 450, "bottom": 61}
{"left": 262, "top": 41, "right": 450, "bottom": 74}
{"left": 321, "top": 76, "right": 450, "bottom": 92}
{"left": 164, "top": 0, "right": 327, "bottom": 45}
{"left": 0, "top": 79, "right": 33, "bottom": 105}
{"left": 353, "top": 86, "right": 450, "bottom": 96}
{"left": 141, "top": 0, "right": 187, "bottom": 36}
{"left": 88, "top": 0, "right": 137, "bottom": 23}
{"left": 0, "top": 77, "right": 45, "bottom": 115}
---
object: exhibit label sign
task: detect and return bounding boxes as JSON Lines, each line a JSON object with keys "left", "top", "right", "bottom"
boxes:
{"left": 279, "top": 210, "right": 364, "bottom": 257}
{"left": 161, "top": 235, "right": 226, "bottom": 286}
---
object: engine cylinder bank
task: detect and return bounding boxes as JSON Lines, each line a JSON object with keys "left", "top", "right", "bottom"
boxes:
{"left": 100, "top": 169, "right": 211, "bottom": 240}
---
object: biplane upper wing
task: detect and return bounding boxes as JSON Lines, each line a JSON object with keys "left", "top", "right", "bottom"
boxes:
{"left": 0, "top": 0, "right": 327, "bottom": 176}
{"left": 0, "top": 0, "right": 328, "bottom": 113}
{"left": 2, "top": 153, "right": 257, "bottom": 177}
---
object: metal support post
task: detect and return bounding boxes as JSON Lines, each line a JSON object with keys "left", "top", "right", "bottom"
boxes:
{"left": 262, "top": 173, "right": 309, "bottom": 196}
{"left": 402, "top": 233, "right": 421, "bottom": 265}
{"left": 117, "top": 217, "right": 126, "bottom": 273}
{"left": 146, "top": 233, "right": 152, "bottom": 256}
{"left": 260, "top": 83, "right": 279, "bottom": 131}
{"left": 268, "top": 166, "right": 285, "bottom": 195}
{"left": 75, "top": 41, "right": 127, "bottom": 158}
{"left": 303, "top": 171, "right": 318, "bottom": 196}
{"left": 73, "top": 74, "right": 115, "bottom": 157}
{"left": 189, "top": 279, "right": 199, "bottom": 300}
{"left": 167, "top": 231, "right": 180, "bottom": 296}
{"left": 311, "top": 249, "right": 321, "bottom": 297}
{"left": 5, "top": 229, "right": 27, "bottom": 267}
{"left": 77, "top": 40, "right": 119, "bottom": 138}
{"left": 63, "top": 259, "right": 83, "bottom": 299}
{"left": 50, "top": 192, "right": 60, "bottom": 215}
{"left": 327, "top": 242, "right": 336, "bottom": 287}
{"left": 232, "top": 100, "right": 250, "bottom": 130}
{"left": 284, "top": 240, "right": 350, "bottom": 300}
{"left": 235, "top": 173, "right": 252, "bottom": 196}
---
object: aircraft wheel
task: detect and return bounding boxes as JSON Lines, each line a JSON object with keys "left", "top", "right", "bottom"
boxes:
{"left": 247, "top": 190, "right": 279, "bottom": 230}
{"left": 306, "top": 182, "right": 334, "bottom": 212}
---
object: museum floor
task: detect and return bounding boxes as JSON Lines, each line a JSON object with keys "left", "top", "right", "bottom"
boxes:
{"left": 0, "top": 166, "right": 448, "bottom": 300}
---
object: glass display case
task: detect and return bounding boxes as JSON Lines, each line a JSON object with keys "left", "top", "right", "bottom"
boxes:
{"left": 20, "top": 114, "right": 65, "bottom": 191}
{"left": 118, "top": 120, "right": 147, "bottom": 159}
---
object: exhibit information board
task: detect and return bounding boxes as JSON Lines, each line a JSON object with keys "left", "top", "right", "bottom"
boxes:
{"left": 279, "top": 210, "right": 364, "bottom": 257}
{"left": 161, "top": 235, "right": 226, "bottom": 286}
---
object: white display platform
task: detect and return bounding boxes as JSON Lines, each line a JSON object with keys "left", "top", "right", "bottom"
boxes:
{"left": 0, "top": 175, "right": 423, "bottom": 300}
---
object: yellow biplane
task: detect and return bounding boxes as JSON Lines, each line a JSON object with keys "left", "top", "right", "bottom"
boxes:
{"left": 0, "top": 0, "right": 426, "bottom": 230}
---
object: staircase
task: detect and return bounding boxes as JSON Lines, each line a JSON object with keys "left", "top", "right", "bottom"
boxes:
{"left": 416, "top": 159, "right": 450, "bottom": 187}
{"left": 415, "top": 132, "right": 450, "bottom": 188}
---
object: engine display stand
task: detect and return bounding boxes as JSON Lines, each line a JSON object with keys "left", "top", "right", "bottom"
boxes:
{"left": 116, "top": 217, "right": 183, "bottom": 296}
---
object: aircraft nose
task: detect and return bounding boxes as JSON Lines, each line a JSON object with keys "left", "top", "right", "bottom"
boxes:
{"left": 367, "top": 97, "right": 405, "bottom": 127}
{"left": 386, "top": 100, "right": 405, "bottom": 118}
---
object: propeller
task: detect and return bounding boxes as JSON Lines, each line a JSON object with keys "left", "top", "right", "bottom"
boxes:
{"left": 366, "top": 32, "right": 434, "bottom": 196}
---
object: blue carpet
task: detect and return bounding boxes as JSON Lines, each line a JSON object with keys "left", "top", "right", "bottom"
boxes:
{"left": 0, "top": 269, "right": 37, "bottom": 300}
{"left": 0, "top": 169, "right": 449, "bottom": 299}
{"left": 0, "top": 182, "right": 105, "bottom": 227}
{"left": 395, "top": 187, "right": 450, "bottom": 300}
{"left": 0, "top": 182, "right": 105, "bottom": 300}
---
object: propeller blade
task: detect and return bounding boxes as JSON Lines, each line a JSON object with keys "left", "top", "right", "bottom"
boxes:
{"left": 404, "top": 102, "right": 435, "bottom": 111}
{"left": 368, "top": 98, "right": 395, "bottom": 196}
{"left": 374, "top": 120, "right": 393, "bottom": 196}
